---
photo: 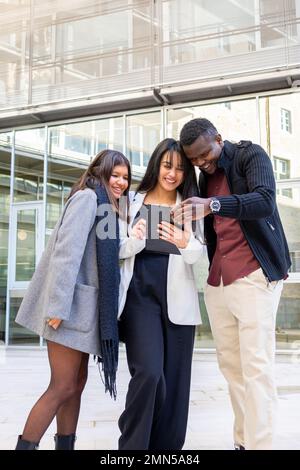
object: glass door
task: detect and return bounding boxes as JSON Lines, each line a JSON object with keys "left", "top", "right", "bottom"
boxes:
{"left": 7, "top": 202, "right": 44, "bottom": 345}
{"left": 10, "top": 202, "right": 44, "bottom": 289}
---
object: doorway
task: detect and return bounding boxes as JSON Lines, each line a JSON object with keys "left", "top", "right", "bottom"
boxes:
{"left": 7, "top": 201, "right": 44, "bottom": 345}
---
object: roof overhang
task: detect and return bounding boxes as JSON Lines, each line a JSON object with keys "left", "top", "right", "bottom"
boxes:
{"left": 0, "top": 67, "right": 299, "bottom": 130}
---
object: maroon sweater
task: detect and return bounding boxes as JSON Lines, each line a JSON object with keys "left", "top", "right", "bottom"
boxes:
{"left": 206, "top": 169, "right": 260, "bottom": 287}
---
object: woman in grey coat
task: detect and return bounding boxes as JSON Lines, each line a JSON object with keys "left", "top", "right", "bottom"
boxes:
{"left": 15, "top": 149, "right": 131, "bottom": 450}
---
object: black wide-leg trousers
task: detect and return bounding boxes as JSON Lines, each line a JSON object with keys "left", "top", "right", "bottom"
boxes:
{"left": 118, "top": 251, "right": 195, "bottom": 450}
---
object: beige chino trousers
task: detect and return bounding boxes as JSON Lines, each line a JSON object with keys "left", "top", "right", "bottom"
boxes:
{"left": 204, "top": 268, "right": 283, "bottom": 450}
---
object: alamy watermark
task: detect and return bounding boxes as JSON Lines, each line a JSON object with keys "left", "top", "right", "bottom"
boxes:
{"left": 95, "top": 196, "right": 204, "bottom": 241}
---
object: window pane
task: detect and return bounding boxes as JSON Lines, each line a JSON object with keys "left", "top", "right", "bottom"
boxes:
{"left": 193, "top": 254, "right": 212, "bottom": 348}
{"left": 49, "top": 122, "right": 93, "bottom": 163}
{"left": 14, "top": 129, "right": 45, "bottom": 202}
{"left": 162, "top": 0, "right": 257, "bottom": 65}
{"left": 167, "top": 99, "right": 258, "bottom": 142}
{"left": 47, "top": 123, "right": 90, "bottom": 234}
{"left": 9, "top": 294, "right": 39, "bottom": 345}
{"left": 30, "top": 2, "right": 152, "bottom": 104}
{"left": 94, "top": 117, "right": 124, "bottom": 154}
{"left": 277, "top": 183, "right": 300, "bottom": 275}
{"left": 259, "top": 93, "right": 299, "bottom": 179}
{"left": 276, "top": 283, "right": 300, "bottom": 350}
{"left": 126, "top": 112, "right": 162, "bottom": 177}
{"left": 16, "top": 209, "right": 36, "bottom": 282}
{"left": 0, "top": 4, "right": 30, "bottom": 108}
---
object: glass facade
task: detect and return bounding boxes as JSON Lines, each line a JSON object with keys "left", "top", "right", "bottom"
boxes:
{"left": 1, "top": 89, "right": 299, "bottom": 349}
{"left": 0, "top": 0, "right": 299, "bottom": 112}
{"left": 167, "top": 92, "right": 300, "bottom": 348}
{"left": 0, "top": 1, "right": 299, "bottom": 353}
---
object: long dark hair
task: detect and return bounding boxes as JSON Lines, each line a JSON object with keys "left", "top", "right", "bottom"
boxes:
{"left": 137, "top": 138, "right": 199, "bottom": 199}
{"left": 68, "top": 149, "right": 131, "bottom": 219}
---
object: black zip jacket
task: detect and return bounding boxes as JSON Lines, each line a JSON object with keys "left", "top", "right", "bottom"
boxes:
{"left": 199, "top": 140, "right": 291, "bottom": 281}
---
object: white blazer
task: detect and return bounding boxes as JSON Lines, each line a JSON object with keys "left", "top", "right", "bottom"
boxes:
{"left": 118, "top": 191, "right": 205, "bottom": 325}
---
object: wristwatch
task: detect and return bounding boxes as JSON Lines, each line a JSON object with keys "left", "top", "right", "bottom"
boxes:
{"left": 209, "top": 198, "right": 221, "bottom": 213}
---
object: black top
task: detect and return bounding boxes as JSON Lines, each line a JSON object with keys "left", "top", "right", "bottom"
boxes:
{"left": 133, "top": 204, "right": 181, "bottom": 256}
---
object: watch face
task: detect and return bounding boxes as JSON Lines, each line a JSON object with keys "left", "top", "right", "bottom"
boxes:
{"left": 211, "top": 199, "right": 221, "bottom": 212}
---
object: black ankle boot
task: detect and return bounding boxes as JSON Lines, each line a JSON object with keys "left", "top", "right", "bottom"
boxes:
{"left": 15, "top": 435, "right": 39, "bottom": 450}
{"left": 54, "top": 433, "right": 76, "bottom": 450}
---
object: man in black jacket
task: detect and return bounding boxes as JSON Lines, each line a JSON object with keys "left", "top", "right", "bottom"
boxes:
{"left": 173, "top": 118, "right": 291, "bottom": 450}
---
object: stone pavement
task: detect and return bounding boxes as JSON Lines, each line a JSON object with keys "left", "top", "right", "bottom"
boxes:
{"left": 0, "top": 348, "right": 299, "bottom": 450}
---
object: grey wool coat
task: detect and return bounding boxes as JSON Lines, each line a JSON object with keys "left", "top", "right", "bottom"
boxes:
{"left": 15, "top": 188, "right": 101, "bottom": 356}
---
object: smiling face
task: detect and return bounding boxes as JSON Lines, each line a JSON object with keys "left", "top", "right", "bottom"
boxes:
{"left": 157, "top": 151, "right": 184, "bottom": 192}
{"left": 108, "top": 164, "right": 129, "bottom": 199}
{"left": 182, "top": 134, "right": 224, "bottom": 175}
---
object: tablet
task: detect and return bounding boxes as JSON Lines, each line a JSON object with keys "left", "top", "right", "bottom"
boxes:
{"left": 133, "top": 204, "right": 181, "bottom": 255}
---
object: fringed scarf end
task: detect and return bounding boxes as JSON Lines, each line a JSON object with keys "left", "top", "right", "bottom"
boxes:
{"left": 94, "top": 339, "right": 118, "bottom": 400}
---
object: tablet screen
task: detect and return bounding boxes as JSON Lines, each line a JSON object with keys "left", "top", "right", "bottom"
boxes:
{"left": 133, "top": 204, "right": 181, "bottom": 255}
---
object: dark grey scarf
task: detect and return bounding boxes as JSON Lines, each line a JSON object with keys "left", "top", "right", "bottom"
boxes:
{"left": 94, "top": 185, "right": 120, "bottom": 399}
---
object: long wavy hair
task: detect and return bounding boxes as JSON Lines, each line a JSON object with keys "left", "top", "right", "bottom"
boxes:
{"left": 137, "top": 138, "right": 199, "bottom": 200}
{"left": 68, "top": 149, "right": 131, "bottom": 220}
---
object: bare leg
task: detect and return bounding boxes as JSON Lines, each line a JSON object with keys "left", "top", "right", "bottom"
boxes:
{"left": 56, "top": 353, "right": 89, "bottom": 435}
{"left": 21, "top": 341, "right": 84, "bottom": 443}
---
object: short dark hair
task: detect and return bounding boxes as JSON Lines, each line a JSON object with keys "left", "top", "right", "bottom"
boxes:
{"left": 180, "top": 118, "right": 218, "bottom": 146}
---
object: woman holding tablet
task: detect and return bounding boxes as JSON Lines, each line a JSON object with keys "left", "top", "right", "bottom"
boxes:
{"left": 118, "top": 138, "right": 205, "bottom": 450}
